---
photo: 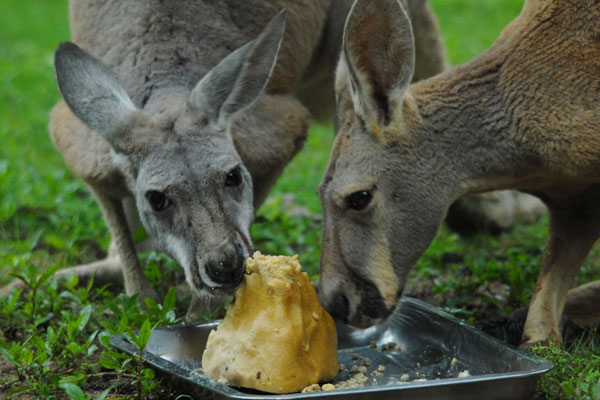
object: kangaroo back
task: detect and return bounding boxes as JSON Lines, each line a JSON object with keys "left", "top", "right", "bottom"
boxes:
{"left": 68, "top": 0, "right": 331, "bottom": 104}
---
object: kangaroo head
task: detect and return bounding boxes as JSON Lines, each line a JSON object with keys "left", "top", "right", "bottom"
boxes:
{"left": 319, "top": 0, "right": 452, "bottom": 327}
{"left": 54, "top": 12, "right": 287, "bottom": 295}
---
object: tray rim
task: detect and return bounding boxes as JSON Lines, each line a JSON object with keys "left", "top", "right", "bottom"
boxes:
{"left": 109, "top": 297, "right": 554, "bottom": 399}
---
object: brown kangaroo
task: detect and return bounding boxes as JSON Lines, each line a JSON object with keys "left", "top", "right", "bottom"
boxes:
{"left": 318, "top": 0, "right": 600, "bottom": 348}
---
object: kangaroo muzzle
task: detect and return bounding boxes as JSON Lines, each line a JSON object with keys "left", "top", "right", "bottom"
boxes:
{"left": 320, "top": 276, "right": 397, "bottom": 329}
{"left": 201, "top": 240, "right": 247, "bottom": 290}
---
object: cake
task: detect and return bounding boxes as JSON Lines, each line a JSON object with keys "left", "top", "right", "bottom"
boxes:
{"left": 201, "top": 252, "right": 339, "bottom": 393}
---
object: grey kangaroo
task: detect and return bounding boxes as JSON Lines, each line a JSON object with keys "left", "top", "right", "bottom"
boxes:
{"left": 318, "top": 0, "right": 600, "bottom": 348}
{"left": 50, "top": 10, "right": 297, "bottom": 311}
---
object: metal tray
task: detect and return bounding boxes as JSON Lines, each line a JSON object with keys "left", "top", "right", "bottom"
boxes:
{"left": 109, "top": 297, "right": 552, "bottom": 399}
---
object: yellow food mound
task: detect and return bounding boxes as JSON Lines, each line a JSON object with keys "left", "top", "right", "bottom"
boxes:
{"left": 201, "top": 251, "right": 339, "bottom": 394}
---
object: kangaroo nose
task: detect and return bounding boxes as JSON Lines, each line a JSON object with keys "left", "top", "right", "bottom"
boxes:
{"left": 326, "top": 293, "right": 350, "bottom": 323}
{"left": 205, "top": 256, "right": 245, "bottom": 287}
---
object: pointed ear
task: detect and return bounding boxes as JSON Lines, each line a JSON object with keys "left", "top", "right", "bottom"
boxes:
{"left": 188, "top": 9, "right": 286, "bottom": 126}
{"left": 342, "top": 0, "right": 415, "bottom": 129}
{"left": 54, "top": 42, "right": 139, "bottom": 152}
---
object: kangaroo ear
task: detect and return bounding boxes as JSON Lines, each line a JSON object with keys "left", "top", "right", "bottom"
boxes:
{"left": 188, "top": 9, "right": 286, "bottom": 126}
{"left": 55, "top": 42, "right": 138, "bottom": 152}
{"left": 342, "top": 0, "right": 415, "bottom": 129}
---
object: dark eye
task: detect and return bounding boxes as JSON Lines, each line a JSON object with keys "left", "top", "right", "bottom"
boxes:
{"left": 225, "top": 167, "right": 242, "bottom": 187}
{"left": 346, "top": 190, "right": 372, "bottom": 211}
{"left": 145, "top": 190, "right": 170, "bottom": 212}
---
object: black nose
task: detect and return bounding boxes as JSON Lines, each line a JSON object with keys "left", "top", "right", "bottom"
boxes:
{"left": 205, "top": 255, "right": 245, "bottom": 287}
{"left": 327, "top": 293, "right": 350, "bottom": 323}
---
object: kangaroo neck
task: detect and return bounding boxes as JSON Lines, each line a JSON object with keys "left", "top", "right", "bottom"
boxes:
{"left": 408, "top": 50, "right": 535, "bottom": 198}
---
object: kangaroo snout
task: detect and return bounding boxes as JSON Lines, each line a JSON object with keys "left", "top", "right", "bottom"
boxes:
{"left": 323, "top": 291, "right": 350, "bottom": 323}
{"left": 319, "top": 275, "right": 396, "bottom": 329}
{"left": 201, "top": 241, "right": 247, "bottom": 290}
{"left": 323, "top": 290, "right": 388, "bottom": 328}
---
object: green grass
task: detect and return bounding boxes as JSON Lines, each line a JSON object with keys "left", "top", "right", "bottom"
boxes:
{"left": 1, "top": 0, "right": 599, "bottom": 398}
{"left": 431, "top": 0, "right": 524, "bottom": 65}
{"left": 534, "top": 335, "right": 600, "bottom": 400}
{"left": 0, "top": 1, "right": 70, "bottom": 215}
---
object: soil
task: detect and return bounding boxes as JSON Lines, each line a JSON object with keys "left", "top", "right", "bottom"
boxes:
{"left": 405, "top": 269, "right": 598, "bottom": 347}
{"left": 404, "top": 267, "right": 526, "bottom": 345}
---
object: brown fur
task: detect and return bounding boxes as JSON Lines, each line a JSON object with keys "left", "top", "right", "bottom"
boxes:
{"left": 319, "top": 0, "right": 600, "bottom": 348}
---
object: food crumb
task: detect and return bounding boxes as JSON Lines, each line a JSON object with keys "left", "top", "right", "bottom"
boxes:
{"left": 458, "top": 370, "right": 471, "bottom": 378}
{"left": 301, "top": 384, "right": 321, "bottom": 393}
{"left": 335, "top": 372, "right": 368, "bottom": 389}
{"left": 322, "top": 383, "right": 336, "bottom": 391}
{"left": 363, "top": 357, "right": 371, "bottom": 366}
{"left": 414, "top": 378, "right": 427, "bottom": 382}
{"left": 216, "top": 377, "right": 229, "bottom": 385}
{"left": 395, "top": 345, "right": 402, "bottom": 352}
{"left": 450, "top": 357, "right": 458, "bottom": 367}
{"left": 377, "top": 365, "right": 385, "bottom": 372}
{"left": 400, "top": 373, "right": 410, "bottom": 382}
{"left": 370, "top": 340, "right": 377, "bottom": 348}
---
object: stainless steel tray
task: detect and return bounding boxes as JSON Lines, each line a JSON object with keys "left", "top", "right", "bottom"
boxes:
{"left": 109, "top": 297, "right": 552, "bottom": 399}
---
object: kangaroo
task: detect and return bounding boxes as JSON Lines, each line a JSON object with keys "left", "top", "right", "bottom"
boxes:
{"left": 318, "top": 0, "right": 600, "bottom": 348}
{"left": 49, "top": 9, "right": 302, "bottom": 309}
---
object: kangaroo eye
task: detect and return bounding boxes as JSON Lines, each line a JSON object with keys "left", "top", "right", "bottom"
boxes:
{"left": 145, "top": 190, "right": 170, "bottom": 212}
{"left": 225, "top": 167, "right": 242, "bottom": 187}
{"left": 346, "top": 190, "right": 372, "bottom": 211}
